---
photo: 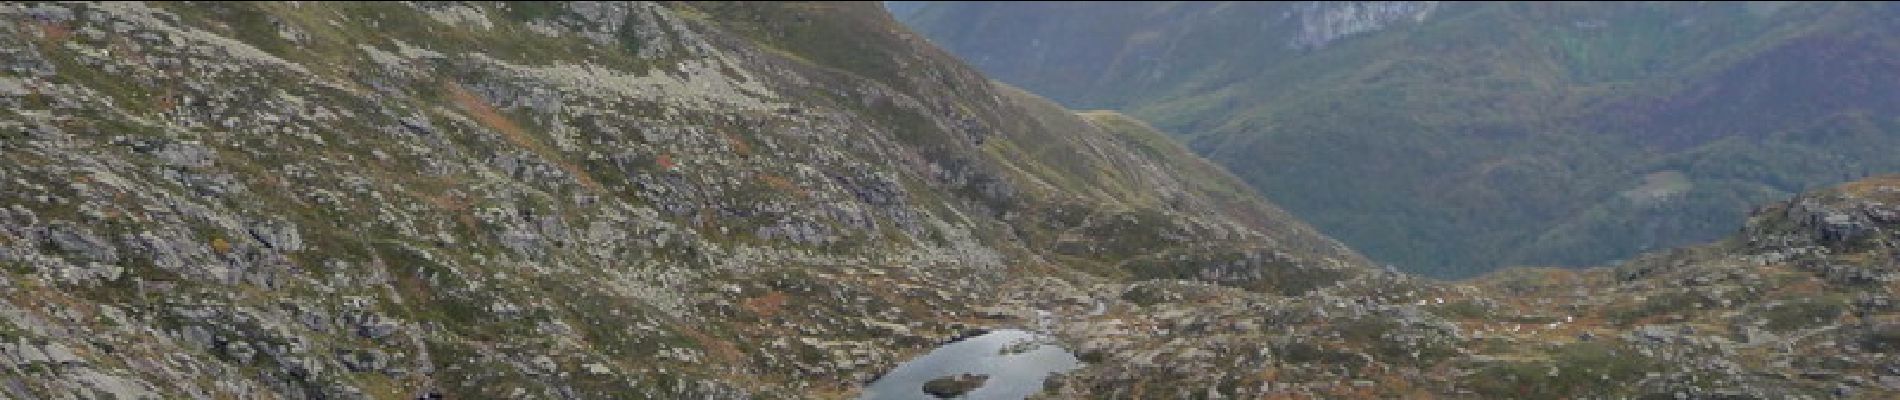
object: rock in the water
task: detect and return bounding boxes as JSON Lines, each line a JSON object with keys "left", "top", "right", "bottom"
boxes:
{"left": 921, "top": 373, "right": 988, "bottom": 398}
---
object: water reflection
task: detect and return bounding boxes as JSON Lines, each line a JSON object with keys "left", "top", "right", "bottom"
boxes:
{"left": 860, "top": 329, "right": 1081, "bottom": 399}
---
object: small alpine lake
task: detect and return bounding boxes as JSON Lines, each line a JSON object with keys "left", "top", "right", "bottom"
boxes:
{"left": 859, "top": 329, "right": 1081, "bottom": 399}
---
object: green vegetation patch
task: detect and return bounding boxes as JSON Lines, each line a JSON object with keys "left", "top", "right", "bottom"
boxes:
{"left": 1465, "top": 341, "right": 1660, "bottom": 398}
{"left": 1760, "top": 296, "right": 1847, "bottom": 332}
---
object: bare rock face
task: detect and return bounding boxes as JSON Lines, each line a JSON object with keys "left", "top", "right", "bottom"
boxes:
{"left": 1288, "top": 1, "right": 1440, "bottom": 50}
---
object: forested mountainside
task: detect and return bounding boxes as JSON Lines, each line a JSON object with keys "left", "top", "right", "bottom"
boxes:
{"left": 901, "top": 1, "right": 1900, "bottom": 277}
{"left": 1, "top": 2, "right": 1896, "bottom": 399}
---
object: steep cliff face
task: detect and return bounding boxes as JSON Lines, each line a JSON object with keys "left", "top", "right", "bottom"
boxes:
{"left": 895, "top": 1, "right": 1443, "bottom": 108}
{"left": 0, "top": 2, "right": 1366, "bottom": 398}
{"left": 902, "top": 1, "right": 1900, "bottom": 278}
{"left": 1287, "top": 1, "right": 1439, "bottom": 50}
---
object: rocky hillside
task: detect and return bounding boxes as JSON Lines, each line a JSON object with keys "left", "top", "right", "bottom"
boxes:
{"left": 1028, "top": 175, "right": 1900, "bottom": 398}
{"left": 900, "top": 1, "right": 1900, "bottom": 277}
{"left": 0, "top": 1, "right": 1368, "bottom": 398}
{"left": 3, "top": 2, "right": 1896, "bottom": 399}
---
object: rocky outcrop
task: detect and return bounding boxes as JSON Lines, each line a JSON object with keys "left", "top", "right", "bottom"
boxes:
{"left": 1287, "top": 1, "right": 1439, "bottom": 50}
{"left": 921, "top": 373, "right": 987, "bottom": 398}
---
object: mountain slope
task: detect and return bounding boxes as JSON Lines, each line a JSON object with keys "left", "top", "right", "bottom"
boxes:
{"left": 1032, "top": 175, "right": 1900, "bottom": 398}
{"left": 6, "top": 2, "right": 1897, "bottom": 399}
{"left": 0, "top": 2, "right": 1366, "bottom": 398}
{"left": 901, "top": 1, "right": 1900, "bottom": 277}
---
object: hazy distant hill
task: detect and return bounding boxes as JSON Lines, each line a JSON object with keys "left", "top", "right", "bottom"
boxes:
{"left": 901, "top": 1, "right": 1900, "bottom": 277}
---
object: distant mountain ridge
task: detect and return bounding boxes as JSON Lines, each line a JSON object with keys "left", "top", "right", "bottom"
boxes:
{"left": 899, "top": 1, "right": 1900, "bottom": 277}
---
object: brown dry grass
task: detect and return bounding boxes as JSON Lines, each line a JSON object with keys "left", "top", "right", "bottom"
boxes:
{"left": 723, "top": 130, "right": 752, "bottom": 157}
{"left": 741, "top": 290, "right": 789, "bottom": 317}
{"left": 444, "top": 81, "right": 604, "bottom": 192}
{"left": 656, "top": 153, "right": 676, "bottom": 170}
{"left": 35, "top": 21, "right": 71, "bottom": 42}
{"left": 675, "top": 324, "right": 743, "bottom": 364}
{"left": 154, "top": 91, "right": 179, "bottom": 113}
{"left": 1839, "top": 174, "right": 1900, "bottom": 199}
{"left": 418, "top": 189, "right": 479, "bottom": 234}
{"left": 760, "top": 174, "right": 807, "bottom": 197}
